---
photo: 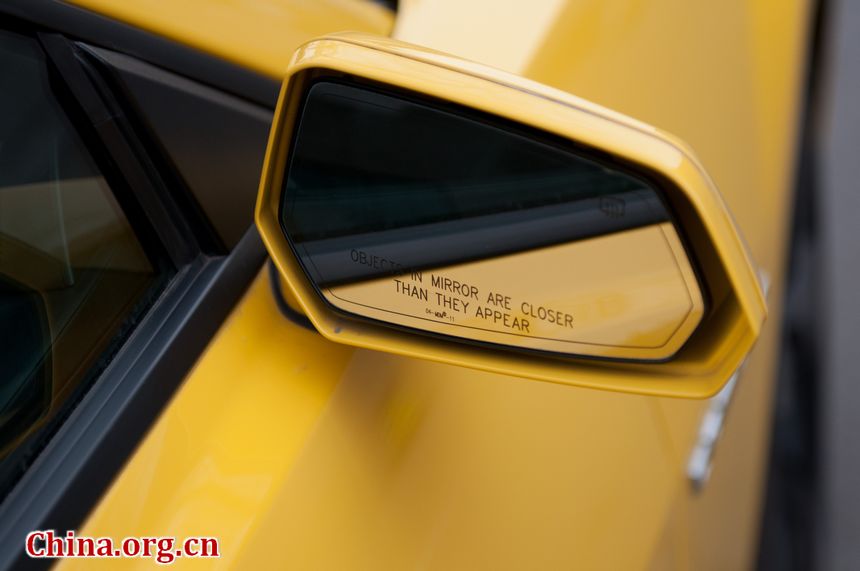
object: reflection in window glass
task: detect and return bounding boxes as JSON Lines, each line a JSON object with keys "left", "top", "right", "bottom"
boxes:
{"left": 0, "top": 31, "right": 163, "bottom": 488}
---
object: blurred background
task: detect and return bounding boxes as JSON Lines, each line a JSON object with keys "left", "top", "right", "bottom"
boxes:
{"left": 758, "top": 0, "right": 860, "bottom": 569}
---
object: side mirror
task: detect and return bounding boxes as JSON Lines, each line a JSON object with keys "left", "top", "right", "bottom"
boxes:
{"left": 256, "top": 33, "right": 766, "bottom": 398}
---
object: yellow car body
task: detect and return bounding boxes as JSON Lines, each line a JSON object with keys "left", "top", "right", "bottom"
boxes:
{"left": 22, "top": 0, "right": 810, "bottom": 568}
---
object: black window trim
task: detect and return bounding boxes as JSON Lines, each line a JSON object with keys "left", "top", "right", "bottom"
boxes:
{"left": 36, "top": 32, "right": 210, "bottom": 265}
{"left": 0, "top": 0, "right": 279, "bottom": 108}
{"left": 0, "top": 8, "right": 274, "bottom": 570}
{"left": 0, "top": 227, "right": 266, "bottom": 571}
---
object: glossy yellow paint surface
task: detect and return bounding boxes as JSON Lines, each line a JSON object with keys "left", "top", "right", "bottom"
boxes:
{"left": 64, "top": 270, "right": 682, "bottom": 569}
{"left": 63, "top": 0, "right": 810, "bottom": 569}
{"left": 67, "top": 0, "right": 393, "bottom": 78}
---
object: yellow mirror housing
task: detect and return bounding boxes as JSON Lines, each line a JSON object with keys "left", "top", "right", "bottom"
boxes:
{"left": 256, "top": 33, "right": 766, "bottom": 398}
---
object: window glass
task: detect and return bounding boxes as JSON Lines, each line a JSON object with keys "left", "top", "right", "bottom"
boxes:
{"left": 0, "top": 30, "right": 162, "bottom": 480}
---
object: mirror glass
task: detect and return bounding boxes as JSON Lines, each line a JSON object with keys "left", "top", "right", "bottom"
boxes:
{"left": 279, "top": 81, "right": 704, "bottom": 360}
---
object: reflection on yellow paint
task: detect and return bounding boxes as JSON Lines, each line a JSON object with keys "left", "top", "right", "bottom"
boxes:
{"left": 323, "top": 222, "right": 704, "bottom": 361}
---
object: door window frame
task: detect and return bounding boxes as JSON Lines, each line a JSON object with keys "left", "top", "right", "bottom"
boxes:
{"left": 0, "top": 10, "right": 272, "bottom": 568}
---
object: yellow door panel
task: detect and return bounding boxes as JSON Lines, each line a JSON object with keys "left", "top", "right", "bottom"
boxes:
{"left": 64, "top": 269, "right": 681, "bottom": 570}
{"left": 58, "top": 272, "right": 350, "bottom": 569}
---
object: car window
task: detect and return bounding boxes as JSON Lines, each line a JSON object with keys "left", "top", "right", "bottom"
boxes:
{"left": 81, "top": 45, "right": 273, "bottom": 248}
{"left": 0, "top": 30, "right": 164, "bottom": 486}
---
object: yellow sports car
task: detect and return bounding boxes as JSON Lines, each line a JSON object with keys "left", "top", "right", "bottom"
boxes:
{"left": 0, "top": 0, "right": 815, "bottom": 568}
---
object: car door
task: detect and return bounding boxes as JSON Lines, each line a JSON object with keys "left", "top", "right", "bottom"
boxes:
{"left": 60, "top": 3, "right": 811, "bottom": 571}
{"left": 0, "top": 3, "right": 390, "bottom": 568}
{"left": 0, "top": 0, "right": 811, "bottom": 570}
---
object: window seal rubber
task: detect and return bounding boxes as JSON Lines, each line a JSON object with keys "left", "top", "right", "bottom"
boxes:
{"left": 0, "top": 227, "right": 267, "bottom": 571}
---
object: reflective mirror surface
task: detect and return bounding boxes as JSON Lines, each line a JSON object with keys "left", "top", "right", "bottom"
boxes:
{"left": 280, "top": 81, "right": 704, "bottom": 360}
